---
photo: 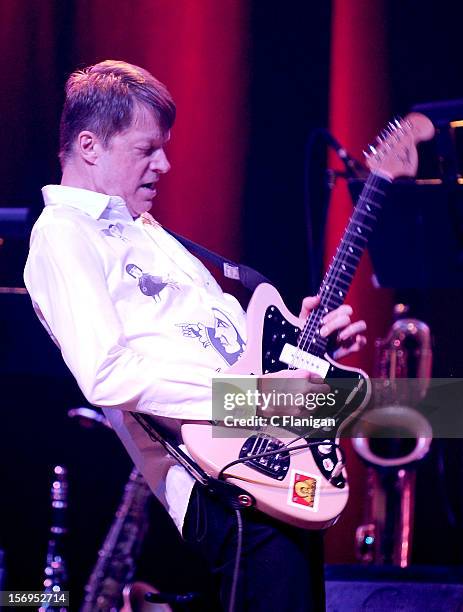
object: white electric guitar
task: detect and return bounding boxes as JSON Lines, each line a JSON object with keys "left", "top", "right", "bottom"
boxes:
{"left": 182, "top": 113, "right": 435, "bottom": 529}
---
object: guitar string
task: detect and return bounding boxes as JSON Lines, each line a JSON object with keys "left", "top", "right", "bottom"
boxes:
{"left": 296, "top": 178, "right": 375, "bottom": 358}
{"left": 287, "top": 147, "right": 397, "bottom": 371}
{"left": 270, "top": 123, "right": 407, "bottom": 440}
{"left": 304, "top": 171, "right": 388, "bottom": 356}
{"left": 252, "top": 183, "right": 378, "bottom": 450}
{"left": 279, "top": 174, "right": 384, "bottom": 432}
{"left": 311, "top": 119, "right": 413, "bottom": 350}
{"left": 295, "top": 173, "right": 381, "bottom": 359}
{"left": 282, "top": 176, "right": 378, "bottom": 374}
{"left": 283, "top": 119, "right": 410, "bottom": 369}
{"left": 248, "top": 124, "right": 416, "bottom": 470}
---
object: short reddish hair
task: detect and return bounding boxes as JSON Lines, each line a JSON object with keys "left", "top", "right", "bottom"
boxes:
{"left": 59, "top": 60, "right": 176, "bottom": 165}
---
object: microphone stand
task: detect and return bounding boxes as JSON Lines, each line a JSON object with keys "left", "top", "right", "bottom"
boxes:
{"left": 303, "top": 128, "right": 367, "bottom": 295}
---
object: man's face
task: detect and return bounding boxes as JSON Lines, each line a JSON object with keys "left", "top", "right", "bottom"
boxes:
{"left": 95, "top": 105, "right": 170, "bottom": 217}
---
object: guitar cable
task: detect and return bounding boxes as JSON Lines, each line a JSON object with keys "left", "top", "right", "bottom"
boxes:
{"left": 228, "top": 508, "right": 243, "bottom": 612}
{"left": 221, "top": 439, "right": 345, "bottom": 612}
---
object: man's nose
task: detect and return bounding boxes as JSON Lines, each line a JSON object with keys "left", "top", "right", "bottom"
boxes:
{"left": 151, "top": 149, "right": 171, "bottom": 174}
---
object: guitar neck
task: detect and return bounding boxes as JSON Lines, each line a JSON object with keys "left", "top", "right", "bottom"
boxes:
{"left": 301, "top": 173, "right": 391, "bottom": 356}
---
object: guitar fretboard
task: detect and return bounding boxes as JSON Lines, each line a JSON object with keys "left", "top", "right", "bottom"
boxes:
{"left": 299, "top": 173, "right": 391, "bottom": 357}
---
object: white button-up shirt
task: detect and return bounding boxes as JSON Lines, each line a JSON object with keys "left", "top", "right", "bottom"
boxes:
{"left": 24, "top": 185, "right": 247, "bottom": 529}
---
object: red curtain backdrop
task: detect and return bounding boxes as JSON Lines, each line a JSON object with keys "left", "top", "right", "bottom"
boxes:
{"left": 72, "top": 0, "right": 249, "bottom": 260}
{"left": 0, "top": 0, "right": 396, "bottom": 567}
{"left": 0, "top": 0, "right": 63, "bottom": 202}
{"left": 325, "top": 0, "right": 393, "bottom": 563}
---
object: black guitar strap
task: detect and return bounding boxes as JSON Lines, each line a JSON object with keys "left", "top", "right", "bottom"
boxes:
{"left": 165, "top": 228, "right": 271, "bottom": 292}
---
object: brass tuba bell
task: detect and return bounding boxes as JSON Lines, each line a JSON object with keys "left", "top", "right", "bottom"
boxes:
{"left": 352, "top": 305, "right": 433, "bottom": 566}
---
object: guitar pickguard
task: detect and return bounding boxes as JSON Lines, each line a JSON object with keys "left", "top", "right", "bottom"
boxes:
{"left": 260, "top": 303, "right": 369, "bottom": 431}
{"left": 262, "top": 305, "right": 302, "bottom": 374}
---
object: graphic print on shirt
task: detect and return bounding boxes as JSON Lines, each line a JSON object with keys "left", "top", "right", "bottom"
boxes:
{"left": 126, "top": 263, "right": 179, "bottom": 302}
{"left": 177, "top": 307, "right": 245, "bottom": 366}
{"left": 100, "top": 223, "right": 129, "bottom": 242}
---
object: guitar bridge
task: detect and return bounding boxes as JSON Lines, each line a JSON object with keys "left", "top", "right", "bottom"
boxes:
{"left": 239, "top": 434, "right": 290, "bottom": 480}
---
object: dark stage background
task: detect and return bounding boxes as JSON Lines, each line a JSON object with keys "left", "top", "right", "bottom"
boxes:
{"left": 2, "top": 0, "right": 463, "bottom": 604}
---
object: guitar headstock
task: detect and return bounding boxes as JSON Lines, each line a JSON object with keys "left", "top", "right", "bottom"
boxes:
{"left": 364, "top": 112, "right": 435, "bottom": 180}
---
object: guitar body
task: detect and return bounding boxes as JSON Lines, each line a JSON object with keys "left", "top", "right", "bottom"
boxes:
{"left": 182, "top": 284, "right": 371, "bottom": 530}
{"left": 183, "top": 112, "right": 435, "bottom": 529}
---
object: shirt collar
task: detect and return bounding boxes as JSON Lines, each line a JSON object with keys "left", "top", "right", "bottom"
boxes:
{"left": 41, "top": 185, "right": 132, "bottom": 221}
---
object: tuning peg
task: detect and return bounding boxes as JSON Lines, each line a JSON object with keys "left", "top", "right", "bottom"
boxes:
{"left": 396, "top": 117, "right": 409, "bottom": 135}
{"left": 363, "top": 143, "right": 384, "bottom": 161}
{"left": 386, "top": 122, "right": 403, "bottom": 141}
{"left": 380, "top": 128, "right": 389, "bottom": 139}
{"left": 377, "top": 129, "right": 388, "bottom": 141}
{"left": 380, "top": 138, "right": 392, "bottom": 150}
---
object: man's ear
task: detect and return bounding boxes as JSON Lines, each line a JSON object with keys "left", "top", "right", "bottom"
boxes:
{"left": 76, "top": 130, "right": 103, "bottom": 164}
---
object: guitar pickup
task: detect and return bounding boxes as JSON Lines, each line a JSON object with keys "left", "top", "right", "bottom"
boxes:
{"left": 279, "top": 343, "right": 330, "bottom": 377}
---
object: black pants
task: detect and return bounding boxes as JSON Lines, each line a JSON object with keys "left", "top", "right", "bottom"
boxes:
{"left": 182, "top": 483, "right": 326, "bottom": 612}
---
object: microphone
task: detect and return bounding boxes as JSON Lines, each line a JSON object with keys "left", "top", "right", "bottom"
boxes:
{"left": 322, "top": 129, "right": 368, "bottom": 178}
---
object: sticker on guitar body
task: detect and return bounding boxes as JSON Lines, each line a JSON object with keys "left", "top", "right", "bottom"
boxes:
{"left": 287, "top": 469, "right": 321, "bottom": 512}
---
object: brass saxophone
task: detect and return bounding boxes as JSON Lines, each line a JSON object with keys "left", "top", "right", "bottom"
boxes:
{"left": 69, "top": 408, "right": 172, "bottom": 612}
{"left": 80, "top": 467, "right": 152, "bottom": 612}
{"left": 352, "top": 305, "right": 433, "bottom": 566}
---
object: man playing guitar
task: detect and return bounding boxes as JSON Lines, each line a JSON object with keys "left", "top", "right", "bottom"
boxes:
{"left": 24, "top": 60, "right": 432, "bottom": 610}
